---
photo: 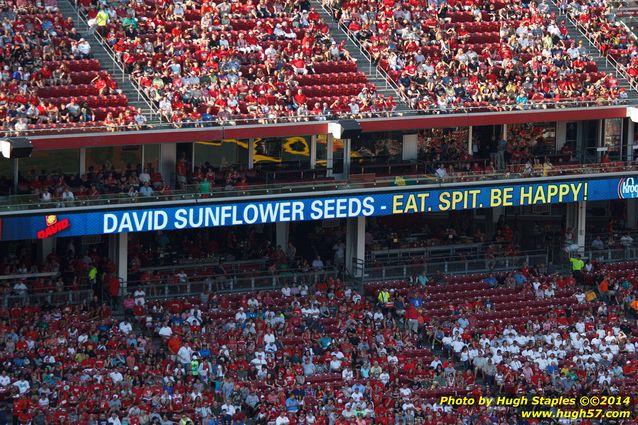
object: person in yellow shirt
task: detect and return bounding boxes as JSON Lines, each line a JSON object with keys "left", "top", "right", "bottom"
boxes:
{"left": 570, "top": 254, "right": 585, "bottom": 285}
{"left": 542, "top": 158, "right": 553, "bottom": 177}
{"left": 377, "top": 288, "right": 390, "bottom": 304}
{"left": 570, "top": 255, "right": 584, "bottom": 272}
{"left": 96, "top": 9, "right": 109, "bottom": 35}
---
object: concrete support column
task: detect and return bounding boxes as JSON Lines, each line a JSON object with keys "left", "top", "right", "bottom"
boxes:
{"left": 626, "top": 199, "right": 638, "bottom": 229}
{"left": 38, "top": 237, "right": 55, "bottom": 263}
{"left": 598, "top": 120, "right": 605, "bottom": 162}
{"left": 248, "top": 138, "right": 255, "bottom": 169}
{"left": 345, "top": 216, "right": 366, "bottom": 277}
{"left": 467, "top": 126, "right": 473, "bottom": 156}
{"left": 12, "top": 158, "right": 18, "bottom": 194}
{"left": 402, "top": 134, "right": 418, "bottom": 161}
{"left": 108, "top": 233, "right": 128, "bottom": 293}
{"left": 502, "top": 124, "right": 507, "bottom": 140}
{"left": 326, "top": 134, "right": 334, "bottom": 177}
{"left": 79, "top": 147, "right": 86, "bottom": 176}
{"left": 310, "top": 135, "right": 317, "bottom": 169}
{"left": 566, "top": 203, "right": 576, "bottom": 235}
{"left": 160, "top": 143, "right": 177, "bottom": 188}
{"left": 576, "top": 201, "right": 586, "bottom": 253}
{"left": 566, "top": 202, "right": 586, "bottom": 253}
{"left": 626, "top": 119, "right": 635, "bottom": 161}
{"left": 555, "top": 121, "right": 567, "bottom": 152}
{"left": 276, "top": 222, "right": 289, "bottom": 250}
{"left": 343, "top": 138, "right": 351, "bottom": 177}
{"left": 485, "top": 206, "right": 504, "bottom": 238}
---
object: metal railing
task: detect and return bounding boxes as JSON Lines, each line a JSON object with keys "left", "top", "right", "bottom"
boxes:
{"left": 2, "top": 289, "right": 93, "bottom": 308}
{"left": 369, "top": 245, "right": 547, "bottom": 266}
{"left": 69, "top": 0, "right": 158, "bottom": 117}
{"left": 124, "top": 268, "right": 341, "bottom": 300}
{"left": 2, "top": 161, "right": 637, "bottom": 213}
{"left": 319, "top": 1, "right": 401, "bottom": 96}
{"left": 556, "top": 0, "right": 638, "bottom": 94}
{"left": 1, "top": 265, "right": 341, "bottom": 306}
{"left": 352, "top": 253, "right": 549, "bottom": 281}
{"left": 585, "top": 247, "right": 638, "bottom": 262}
{"left": 1, "top": 98, "right": 630, "bottom": 138}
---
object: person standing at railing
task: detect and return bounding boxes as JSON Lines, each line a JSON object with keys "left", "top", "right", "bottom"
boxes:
{"left": 13, "top": 280, "right": 28, "bottom": 305}
{"left": 88, "top": 264, "right": 97, "bottom": 293}
{"left": 570, "top": 254, "right": 585, "bottom": 285}
{"left": 621, "top": 232, "right": 634, "bottom": 259}
{"left": 377, "top": 288, "right": 390, "bottom": 306}
{"left": 108, "top": 274, "right": 120, "bottom": 309}
{"left": 416, "top": 271, "right": 429, "bottom": 287}
{"left": 95, "top": 8, "right": 109, "bottom": 36}
{"left": 495, "top": 136, "right": 507, "bottom": 171}
{"left": 122, "top": 294, "right": 135, "bottom": 322}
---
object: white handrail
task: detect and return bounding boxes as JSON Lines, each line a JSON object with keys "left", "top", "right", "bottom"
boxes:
{"left": 319, "top": 2, "right": 406, "bottom": 102}
{"left": 70, "top": 0, "right": 159, "bottom": 117}
{"left": 555, "top": 0, "right": 638, "bottom": 94}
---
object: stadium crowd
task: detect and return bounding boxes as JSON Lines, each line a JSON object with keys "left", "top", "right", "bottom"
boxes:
{"left": 327, "top": 0, "right": 627, "bottom": 112}
{"left": 562, "top": 0, "right": 638, "bottom": 84}
{"left": 0, "top": 1, "right": 133, "bottom": 135}
{"left": 1, "top": 0, "right": 636, "bottom": 136}
{"left": 77, "top": 0, "right": 397, "bottom": 126}
{"left": 13, "top": 165, "right": 170, "bottom": 203}
{"left": 0, "top": 253, "right": 636, "bottom": 424}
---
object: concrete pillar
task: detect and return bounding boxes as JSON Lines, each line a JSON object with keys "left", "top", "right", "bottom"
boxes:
{"left": 345, "top": 216, "right": 366, "bottom": 277}
{"left": 79, "top": 147, "right": 86, "bottom": 176}
{"left": 565, "top": 204, "right": 574, "bottom": 232}
{"left": 555, "top": 121, "right": 567, "bottom": 152}
{"left": 485, "top": 206, "right": 504, "bottom": 238}
{"left": 467, "top": 126, "right": 473, "bottom": 156}
{"left": 37, "top": 237, "right": 55, "bottom": 263}
{"left": 12, "top": 158, "right": 18, "bottom": 194}
{"left": 248, "top": 138, "right": 255, "bottom": 169}
{"left": 576, "top": 121, "right": 584, "bottom": 163}
{"left": 160, "top": 143, "right": 177, "bottom": 188}
{"left": 343, "top": 138, "right": 351, "bottom": 177}
{"left": 576, "top": 201, "right": 586, "bottom": 253}
{"left": 598, "top": 120, "right": 605, "bottom": 162}
{"left": 502, "top": 124, "right": 507, "bottom": 140}
{"left": 626, "top": 119, "right": 635, "bottom": 161}
{"left": 276, "top": 222, "right": 289, "bottom": 251}
{"left": 627, "top": 199, "right": 638, "bottom": 229}
{"left": 566, "top": 202, "right": 586, "bottom": 253}
{"left": 402, "top": 134, "right": 418, "bottom": 161}
{"left": 310, "top": 135, "right": 317, "bottom": 169}
{"left": 108, "top": 233, "right": 128, "bottom": 291}
{"left": 326, "top": 134, "right": 334, "bottom": 177}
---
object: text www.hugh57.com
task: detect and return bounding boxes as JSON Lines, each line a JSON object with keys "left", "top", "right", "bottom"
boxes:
{"left": 520, "top": 409, "right": 632, "bottom": 420}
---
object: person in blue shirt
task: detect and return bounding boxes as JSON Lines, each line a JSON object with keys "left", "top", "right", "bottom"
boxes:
{"left": 409, "top": 295, "right": 423, "bottom": 308}
{"left": 199, "top": 345, "right": 211, "bottom": 359}
{"left": 351, "top": 382, "right": 366, "bottom": 395}
{"left": 512, "top": 272, "right": 527, "bottom": 285}
{"left": 139, "top": 181, "right": 154, "bottom": 197}
{"left": 319, "top": 336, "right": 332, "bottom": 350}
{"left": 285, "top": 395, "right": 299, "bottom": 413}
{"left": 458, "top": 317, "right": 469, "bottom": 329}
{"left": 515, "top": 91, "right": 528, "bottom": 108}
{"left": 203, "top": 415, "right": 220, "bottom": 425}
{"left": 417, "top": 271, "right": 429, "bottom": 287}
{"left": 483, "top": 274, "right": 498, "bottom": 288}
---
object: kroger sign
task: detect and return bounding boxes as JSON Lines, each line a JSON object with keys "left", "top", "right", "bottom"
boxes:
{"left": 618, "top": 177, "right": 638, "bottom": 199}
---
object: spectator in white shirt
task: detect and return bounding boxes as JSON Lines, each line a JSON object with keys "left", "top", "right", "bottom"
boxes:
{"left": 275, "top": 412, "right": 290, "bottom": 425}
{"left": 118, "top": 320, "right": 132, "bottom": 335}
